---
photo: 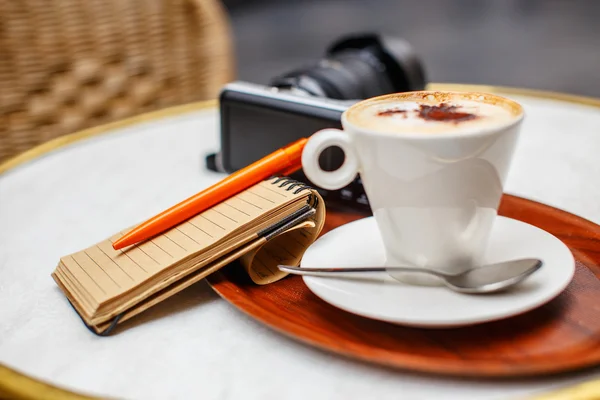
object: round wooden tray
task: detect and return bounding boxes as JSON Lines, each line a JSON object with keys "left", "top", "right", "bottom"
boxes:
{"left": 206, "top": 194, "right": 600, "bottom": 378}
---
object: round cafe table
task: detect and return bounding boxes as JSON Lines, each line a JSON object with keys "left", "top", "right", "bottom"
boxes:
{"left": 2, "top": 84, "right": 600, "bottom": 400}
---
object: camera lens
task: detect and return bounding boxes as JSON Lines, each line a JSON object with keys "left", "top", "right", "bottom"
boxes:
{"left": 270, "top": 33, "right": 426, "bottom": 100}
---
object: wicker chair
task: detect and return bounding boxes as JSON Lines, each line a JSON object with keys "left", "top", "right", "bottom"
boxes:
{"left": 0, "top": 0, "right": 235, "bottom": 164}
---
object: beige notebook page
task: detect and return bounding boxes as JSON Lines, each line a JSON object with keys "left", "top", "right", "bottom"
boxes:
{"left": 57, "top": 179, "right": 304, "bottom": 306}
{"left": 240, "top": 188, "right": 325, "bottom": 285}
{"left": 94, "top": 219, "right": 318, "bottom": 333}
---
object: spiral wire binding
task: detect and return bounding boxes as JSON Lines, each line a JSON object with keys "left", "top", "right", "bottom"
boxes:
{"left": 270, "top": 176, "right": 311, "bottom": 194}
{"left": 269, "top": 176, "right": 319, "bottom": 210}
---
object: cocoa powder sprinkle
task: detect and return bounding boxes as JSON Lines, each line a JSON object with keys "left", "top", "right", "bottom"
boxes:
{"left": 418, "top": 103, "right": 477, "bottom": 122}
{"left": 377, "top": 108, "right": 407, "bottom": 116}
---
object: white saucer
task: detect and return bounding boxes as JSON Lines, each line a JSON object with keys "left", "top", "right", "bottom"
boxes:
{"left": 301, "top": 216, "right": 575, "bottom": 328}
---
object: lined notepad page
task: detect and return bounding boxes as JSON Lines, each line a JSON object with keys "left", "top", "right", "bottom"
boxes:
{"left": 57, "top": 180, "right": 304, "bottom": 306}
{"left": 242, "top": 211, "right": 322, "bottom": 285}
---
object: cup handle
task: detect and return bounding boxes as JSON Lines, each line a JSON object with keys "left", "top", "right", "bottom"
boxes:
{"left": 301, "top": 128, "right": 360, "bottom": 190}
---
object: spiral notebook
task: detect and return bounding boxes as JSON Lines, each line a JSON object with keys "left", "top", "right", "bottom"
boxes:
{"left": 51, "top": 177, "right": 325, "bottom": 335}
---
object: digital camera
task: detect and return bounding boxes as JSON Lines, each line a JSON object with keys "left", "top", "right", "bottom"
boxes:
{"left": 206, "top": 33, "right": 427, "bottom": 211}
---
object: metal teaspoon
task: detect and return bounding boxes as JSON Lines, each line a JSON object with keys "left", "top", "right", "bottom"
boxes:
{"left": 277, "top": 258, "right": 543, "bottom": 294}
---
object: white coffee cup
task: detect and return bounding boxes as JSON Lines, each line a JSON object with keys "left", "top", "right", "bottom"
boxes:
{"left": 301, "top": 91, "right": 524, "bottom": 285}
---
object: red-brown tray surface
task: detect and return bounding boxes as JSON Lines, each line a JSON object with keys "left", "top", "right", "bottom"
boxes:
{"left": 207, "top": 195, "right": 600, "bottom": 377}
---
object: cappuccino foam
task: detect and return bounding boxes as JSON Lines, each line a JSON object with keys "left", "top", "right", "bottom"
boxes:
{"left": 346, "top": 92, "right": 522, "bottom": 135}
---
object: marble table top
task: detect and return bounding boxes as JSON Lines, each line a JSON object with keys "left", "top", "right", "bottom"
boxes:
{"left": 2, "top": 87, "right": 600, "bottom": 400}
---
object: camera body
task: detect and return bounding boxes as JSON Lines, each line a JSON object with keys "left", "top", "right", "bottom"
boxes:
{"left": 217, "top": 81, "right": 365, "bottom": 209}
{"left": 208, "top": 33, "right": 427, "bottom": 211}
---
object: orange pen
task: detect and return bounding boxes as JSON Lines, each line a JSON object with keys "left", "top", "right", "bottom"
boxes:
{"left": 112, "top": 137, "right": 308, "bottom": 250}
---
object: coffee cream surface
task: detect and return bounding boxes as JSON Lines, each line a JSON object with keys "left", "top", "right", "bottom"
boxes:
{"left": 346, "top": 92, "right": 521, "bottom": 135}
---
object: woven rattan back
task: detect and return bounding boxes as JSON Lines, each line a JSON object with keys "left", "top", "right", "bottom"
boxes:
{"left": 0, "top": 0, "right": 234, "bottom": 163}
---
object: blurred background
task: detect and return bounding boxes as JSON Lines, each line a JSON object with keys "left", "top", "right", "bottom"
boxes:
{"left": 223, "top": 0, "right": 600, "bottom": 96}
{"left": 2, "top": 0, "right": 599, "bottom": 165}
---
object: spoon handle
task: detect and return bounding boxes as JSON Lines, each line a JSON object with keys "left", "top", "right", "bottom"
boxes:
{"left": 277, "top": 265, "right": 449, "bottom": 278}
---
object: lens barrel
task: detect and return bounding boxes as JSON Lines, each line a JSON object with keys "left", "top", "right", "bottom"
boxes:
{"left": 270, "top": 33, "right": 426, "bottom": 100}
